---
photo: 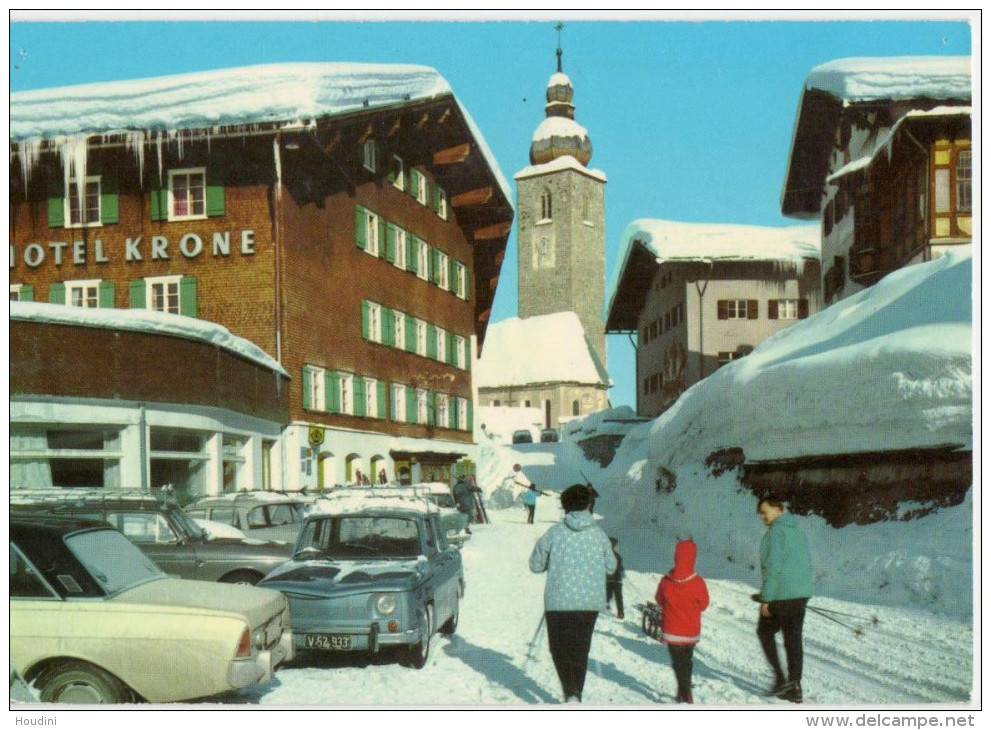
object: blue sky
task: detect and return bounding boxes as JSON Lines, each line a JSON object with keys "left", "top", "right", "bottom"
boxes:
{"left": 9, "top": 14, "right": 973, "bottom": 409}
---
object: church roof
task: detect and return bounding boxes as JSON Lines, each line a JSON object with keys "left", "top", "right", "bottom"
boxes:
{"left": 476, "top": 312, "right": 612, "bottom": 389}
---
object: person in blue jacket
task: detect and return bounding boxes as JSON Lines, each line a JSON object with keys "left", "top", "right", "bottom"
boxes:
{"left": 523, "top": 483, "right": 540, "bottom": 524}
{"left": 756, "top": 494, "right": 814, "bottom": 704}
{"left": 529, "top": 484, "right": 616, "bottom": 703}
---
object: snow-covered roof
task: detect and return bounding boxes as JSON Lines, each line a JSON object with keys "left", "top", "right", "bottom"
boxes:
{"left": 515, "top": 154, "right": 607, "bottom": 182}
{"left": 308, "top": 494, "right": 439, "bottom": 517}
{"left": 191, "top": 491, "right": 303, "bottom": 505}
{"left": 548, "top": 72, "right": 572, "bottom": 88}
{"left": 531, "top": 115, "right": 589, "bottom": 145}
{"left": 827, "top": 106, "right": 972, "bottom": 183}
{"left": 9, "top": 62, "right": 512, "bottom": 203}
{"left": 476, "top": 311, "right": 611, "bottom": 389}
{"left": 10, "top": 301, "right": 288, "bottom": 377}
{"left": 805, "top": 56, "right": 972, "bottom": 103}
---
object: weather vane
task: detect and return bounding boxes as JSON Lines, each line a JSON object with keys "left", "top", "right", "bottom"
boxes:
{"left": 555, "top": 22, "right": 565, "bottom": 72}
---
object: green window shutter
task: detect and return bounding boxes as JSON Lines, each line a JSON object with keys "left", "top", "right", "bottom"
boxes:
{"left": 467, "top": 399, "right": 473, "bottom": 430}
{"left": 354, "top": 377, "right": 367, "bottom": 417}
{"left": 381, "top": 307, "right": 394, "bottom": 347}
{"left": 427, "top": 391, "right": 436, "bottom": 425}
{"left": 405, "top": 315, "right": 416, "bottom": 352}
{"left": 205, "top": 167, "right": 225, "bottom": 217}
{"left": 428, "top": 247, "right": 438, "bottom": 283}
{"left": 378, "top": 217, "right": 387, "bottom": 258}
{"left": 386, "top": 224, "right": 397, "bottom": 263}
{"left": 98, "top": 280, "right": 115, "bottom": 308}
{"left": 433, "top": 185, "right": 441, "bottom": 214}
{"left": 355, "top": 205, "right": 367, "bottom": 250}
{"left": 100, "top": 174, "right": 120, "bottom": 224}
{"left": 406, "top": 386, "right": 418, "bottom": 423}
{"left": 129, "top": 279, "right": 146, "bottom": 308}
{"left": 377, "top": 381, "right": 387, "bottom": 419}
{"left": 449, "top": 398, "right": 458, "bottom": 429}
{"left": 47, "top": 178, "right": 66, "bottom": 228}
{"left": 302, "top": 368, "right": 312, "bottom": 410}
{"left": 426, "top": 324, "right": 437, "bottom": 359}
{"left": 449, "top": 258, "right": 458, "bottom": 293}
{"left": 327, "top": 372, "right": 341, "bottom": 414}
{"left": 361, "top": 301, "right": 370, "bottom": 340}
{"left": 407, "top": 236, "right": 417, "bottom": 273}
{"left": 19, "top": 284, "right": 34, "bottom": 302}
{"left": 464, "top": 267, "right": 470, "bottom": 299}
{"left": 150, "top": 187, "right": 168, "bottom": 221}
{"left": 179, "top": 277, "right": 197, "bottom": 317}
{"left": 446, "top": 333, "right": 455, "bottom": 364}
{"left": 463, "top": 337, "right": 471, "bottom": 370}
{"left": 48, "top": 282, "right": 65, "bottom": 304}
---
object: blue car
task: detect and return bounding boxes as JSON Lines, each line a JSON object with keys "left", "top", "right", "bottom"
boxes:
{"left": 258, "top": 498, "right": 464, "bottom": 669}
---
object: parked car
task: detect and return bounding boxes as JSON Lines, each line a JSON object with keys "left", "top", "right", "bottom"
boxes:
{"left": 10, "top": 515, "right": 293, "bottom": 703}
{"left": 512, "top": 429, "right": 534, "bottom": 444}
{"left": 10, "top": 491, "right": 292, "bottom": 585}
{"left": 258, "top": 497, "right": 464, "bottom": 669}
{"left": 186, "top": 492, "right": 307, "bottom": 543}
{"left": 540, "top": 428, "right": 559, "bottom": 443}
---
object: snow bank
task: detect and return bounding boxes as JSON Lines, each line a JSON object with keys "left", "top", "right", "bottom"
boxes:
{"left": 476, "top": 312, "right": 611, "bottom": 388}
{"left": 10, "top": 301, "right": 288, "bottom": 377}
{"left": 476, "top": 405, "right": 544, "bottom": 445}
{"left": 805, "top": 56, "right": 972, "bottom": 103}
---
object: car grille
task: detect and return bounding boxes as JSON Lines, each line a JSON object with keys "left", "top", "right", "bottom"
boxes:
{"left": 261, "top": 614, "right": 284, "bottom": 649}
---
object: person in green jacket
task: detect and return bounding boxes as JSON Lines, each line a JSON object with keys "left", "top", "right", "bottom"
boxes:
{"left": 757, "top": 494, "right": 813, "bottom": 704}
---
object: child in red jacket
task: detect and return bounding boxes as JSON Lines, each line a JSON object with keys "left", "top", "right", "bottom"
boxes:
{"left": 655, "top": 539, "right": 710, "bottom": 703}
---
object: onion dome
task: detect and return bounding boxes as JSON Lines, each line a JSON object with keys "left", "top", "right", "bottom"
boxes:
{"left": 529, "top": 70, "right": 593, "bottom": 166}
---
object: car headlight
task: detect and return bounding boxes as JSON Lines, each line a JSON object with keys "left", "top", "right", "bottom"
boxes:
{"left": 375, "top": 594, "right": 397, "bottom": 616}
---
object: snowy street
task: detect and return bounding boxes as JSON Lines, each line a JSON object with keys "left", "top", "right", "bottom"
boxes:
{"left": 227, "top": 507, "right": 972, "bottom": 707}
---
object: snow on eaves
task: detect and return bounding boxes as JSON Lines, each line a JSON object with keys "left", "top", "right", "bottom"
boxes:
{"left": 531, "top": 115, "right": 589, "bottom": 145}
{"left": 805, "top": 56, "right": 972, "bottom": 103}
{"left": 10, "top": 301, "right": 288, "bottom": 377}
{"left": 9, "top": 62, "right": 512, "bottom": 203}
{"left": 515, "top": 154, "right": 606, "bottom": 182}
{"left": 476, "top": 312, "right": 611, "bottom": 389}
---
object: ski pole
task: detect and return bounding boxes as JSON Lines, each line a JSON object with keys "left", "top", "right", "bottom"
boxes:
{"left": 806, "top": 605, "right": 864, "bottom": 636}
{"left": 525, "top": 613, "right": 546, "bottom": 660}
{"left": 808, "top": 605, "right": 879, "bottom": 625}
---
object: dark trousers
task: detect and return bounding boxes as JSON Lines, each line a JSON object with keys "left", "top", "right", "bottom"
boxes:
{"left": 606, "top": 581, "right": 624, "bottom": 616}
{"left": 545, "top": 611, "right": 598, "bottom": 700}
{"left": 526, "top": 504, "right": 536, "bottom": 524}
{"left": 757, "top": 598, "right": 809, "bottom": 684}
{"left": 667, "top": 643, "right": 695, "bottom": 700}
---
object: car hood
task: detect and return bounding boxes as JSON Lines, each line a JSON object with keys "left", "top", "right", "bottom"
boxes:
{"left": 259, "top": 558, "right": 426, "bottom": 597}
{"left": 117, "top": 577, "right": 286, "bottom": 627}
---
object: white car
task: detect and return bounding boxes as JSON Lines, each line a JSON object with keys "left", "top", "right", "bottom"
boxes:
{"left": 10, "top": 515, "right": 294, "bottom": 703}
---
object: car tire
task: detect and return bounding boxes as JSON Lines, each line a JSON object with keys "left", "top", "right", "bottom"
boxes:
{"left": 405, "top": 605, "right": 433, "bottom": 669}
{"left": 219, "top": 570, "right": 263, "bottom": 585}
{"left": 37, "top": 662, "right": 131, "bottom": 704}
{"left": 439, "top": 596, "right": 459, "bottom": 635}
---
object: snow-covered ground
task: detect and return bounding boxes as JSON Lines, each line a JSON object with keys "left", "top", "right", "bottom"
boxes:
{"left": 218, "top": 507, "right": 971, "bottom": 707}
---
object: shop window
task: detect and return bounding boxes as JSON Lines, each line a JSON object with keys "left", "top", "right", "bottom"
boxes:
{"left": 362, "top": 139, "right": 377, "bottom": 173}
{"left": 10, "top": 425, "right": 123, "bottom": 489}
{"left": 222, "top": 434, "right": 247, "bottom": 493}
{"left": 957, "top": 150, "right": 972, "bottom": 212}
{"left": 148, "top": 427, "right": 207, "bottom": 501}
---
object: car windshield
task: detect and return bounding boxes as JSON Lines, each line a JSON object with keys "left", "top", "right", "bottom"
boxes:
{"left": 426, "top": 494, "right": 456, "bottom": 509}
{"left": 168, "top": 505, "right": 205, "bottom": 540}
{"left": 64, "top": 529, "right": 164, "bottom": 594}
{"left": 295, "top": 516, "right": 422, "bottom": 560}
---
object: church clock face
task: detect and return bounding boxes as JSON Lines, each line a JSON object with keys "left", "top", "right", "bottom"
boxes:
{"left": 533, "top": 234, "right": 555, "bottom": 269}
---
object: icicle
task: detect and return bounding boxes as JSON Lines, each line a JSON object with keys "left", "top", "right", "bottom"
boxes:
{"left": 155, "top": 133, "right": 164, "bottom": 186}
{"left": 15, "top": 139, "right": 43, "bottom": 195}
{"left": 60, "top": 134, "right": 90, "bottom": 199}
{"left": 124, "top": 130, "right": 146, "bottom": 183}
{"left": 273, "top": 135, "right": 283, "bottom": 203}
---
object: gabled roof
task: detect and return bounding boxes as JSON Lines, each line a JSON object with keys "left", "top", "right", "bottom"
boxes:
{"left": 781, "top": 56, "right": 971, "bottom": 218}
{"left": 606, "top": 219, "right": 820, "bottom": 332}
{"left": 476, "top": 311, "right": 611, "bottom": 389}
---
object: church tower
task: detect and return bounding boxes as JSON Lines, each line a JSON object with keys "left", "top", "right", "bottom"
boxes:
{"left": 515, "top": 40, "right": 607, "bottom": 369}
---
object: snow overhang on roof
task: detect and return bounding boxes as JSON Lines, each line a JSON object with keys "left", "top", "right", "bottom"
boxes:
{"left": 780, "top": 56, "right": 971, "bottom": 218}
{"left": 606, "top": 219, "right": 820, "bottom": 332}
{"left": 514, "top": 154, "right": 607, "bottom": 182}
{"left": 9, "top": 301, "right": 289, "bottom": 377}
{"left": 475, "top": 312, "right": 612, "bottom": 389}
{"left": 9, "top": 62, "right": 512, "bottom": 203}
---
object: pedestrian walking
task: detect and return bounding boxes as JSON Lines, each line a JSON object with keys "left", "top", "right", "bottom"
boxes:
{"left": 655, "top": 538, "right": 709, "bottom": 704}
{"left": 523, "top": 483, "right": 540, "bottom": 524}
{"left": 529, "top": 484, "right": 617, "bottom": 703}
{"left": 606, "top": 537, "right": 625, "bottom": 619}
{"left": 755, "top": 494, "right": 814, "bottom": 704}
{"left": 453, "top": 479, "right": 475, "bottom": 535}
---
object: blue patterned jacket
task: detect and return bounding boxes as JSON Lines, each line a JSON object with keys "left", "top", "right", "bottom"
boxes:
{"left": 529, "top": 510, "right": 617, "bottom": 611}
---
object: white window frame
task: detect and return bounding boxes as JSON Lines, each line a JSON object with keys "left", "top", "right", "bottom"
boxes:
{"left": 364, "top": 377, "right": 377, "bottom": 417}
{"left": 391, "top": 155, "right": 405, "bottom": 191}
{"left": 438, "top": 251, "right": 450, "bottom": 291}
{"left": 393, "top": 310, "right": 405, "bottom": 349}
{"left": 339, "top": 373, "right": 354, "bottom": 416}
{"left": 455, "top": 335, "right": 467, "bottom": 370}
{"left": 392, "top": 383, "right": 407, "bottom": 423}
{"left": 416, "top": 388, "right": 428, "bottom": 425}
{"left": 10, "top": 284, "right": 23, "bottom": 301}
{"left": 778, "top": 299, "right": 799, "bottom": 320}
{"left": 66, "top": 279, "right": 101, "bottom": 309}
{"left": 362, "top": 139, "right": 377, "bottom": 173}
{"left": 455, "top": 263, "right": 467, "bottom": 299}
{"left": 415, "top": 319, "right": 427, "bottom": 357}
{"left": 726, "top": 299, "right": 749, "bottom": 320}
{"left": 436, "top": 327, "right": 446, "bottom": 361}
{"left": 457, "top": 397, "right": 468, "bottom": 430}
{"left": 394, "top": 226, "right": 408, "bottom": 270}
{"left": 306, "top": 366, "right": 326, "bottom": 411}
{"left": 65, "top": 175, "right": 102, "bottom": 228}
{"left": 146, "top": 275, "right": 182, "bottom": 314}
{"left": 368, "top": 302, "right": 382, "bottom": 343}
{"left": 411, "top": 169, "right": 428, "bottom": 205}
{"left": 437, "top": 188, "right": 449, "bottom": 220}
{"left": 417, "top": 239, "right": 430, "bottom": 281}
{"left": 436, "top": 394, "right": 449, "bottom": 428}
{"left": 168, "top": 167, "right": 207, "bottom": 222}
{"left": 364, "top": 209, "right": 381, "bottom": 257}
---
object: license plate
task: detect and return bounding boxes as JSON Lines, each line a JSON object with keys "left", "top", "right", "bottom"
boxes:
{"left": 304, "top": 634, "right": 352, "bottom": 650}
